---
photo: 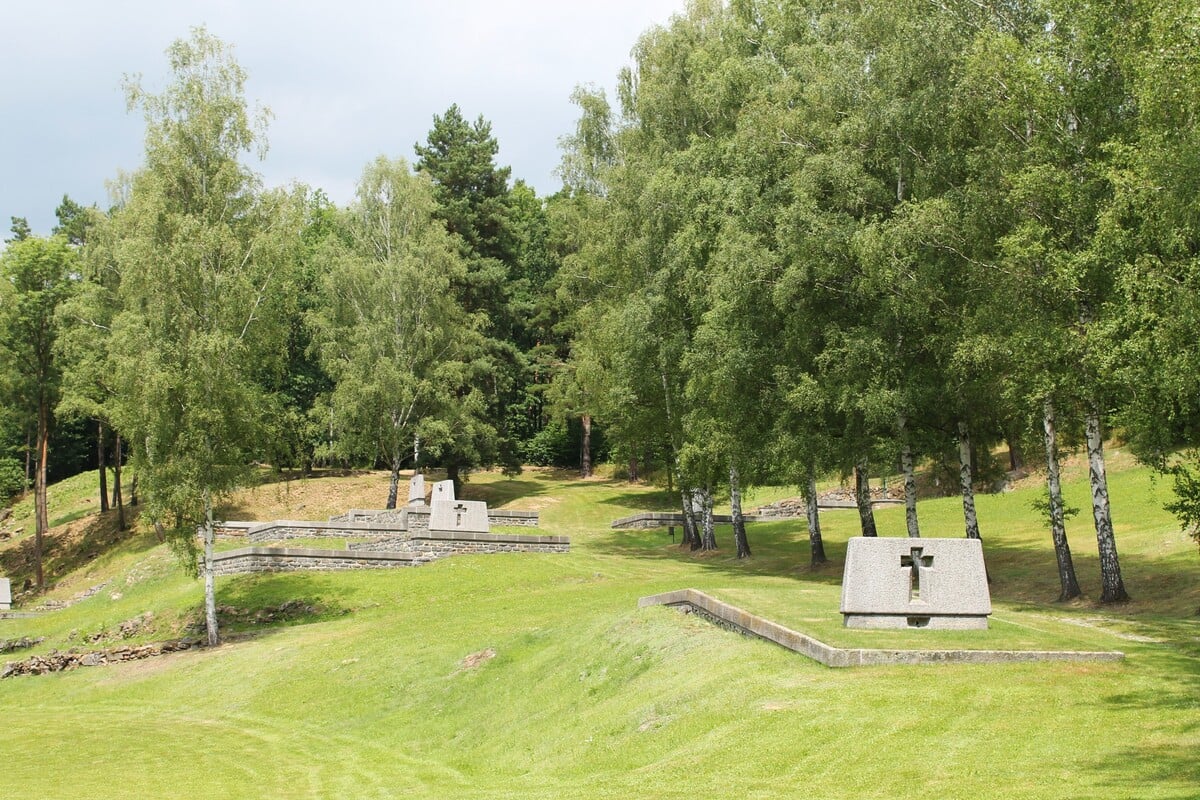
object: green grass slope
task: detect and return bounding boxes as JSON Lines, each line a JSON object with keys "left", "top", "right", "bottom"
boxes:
{"left": 1, "top": 462, "right": 1197, "bottom": 799}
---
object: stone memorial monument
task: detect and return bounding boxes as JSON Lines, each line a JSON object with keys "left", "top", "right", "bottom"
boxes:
{"left": 431, "top": 480, "right": 455, "bottom": 503}
{"left": 0, "top": 577, "right": 11, "bottom": 611}
{"left": 407, "top": 473, "right": 426, "bottom": 506}
{"left": 429, "top": 499, "right": 490, "bottom": 535}
{"left": 839, "top": 537, "right": 991, "bottom": 629}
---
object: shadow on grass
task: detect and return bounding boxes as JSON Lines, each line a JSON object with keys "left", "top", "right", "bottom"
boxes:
{"left": 591, "top": 515, "right": 1200, "bottom": 618}
{"left": 0, "top": 508, "right": 154, "bottom": 594}
{"left": 200, "top": 572, "right": 358, "bottom": 636}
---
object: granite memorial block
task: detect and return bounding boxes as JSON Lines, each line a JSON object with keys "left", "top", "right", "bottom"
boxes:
{"left": 407, "top": 473, "right": 426, "bottom": 506}
{"left": 0, "top": 577, "right": 11, "bottom": 611}
{"left": 429, "top": 499, "right": 490, "bottom": 534}
{"left": 840, "top": 537, "right": 991, "bottom": 629}
{"left": 431, "top": 480, "right": 455, "bottom": 503}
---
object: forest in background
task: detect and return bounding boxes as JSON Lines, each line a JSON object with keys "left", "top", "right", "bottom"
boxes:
{"left": 4, "top": 1, "right": 1200, "bottom": 631}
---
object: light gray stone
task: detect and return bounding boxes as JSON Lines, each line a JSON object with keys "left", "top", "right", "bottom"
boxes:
{"left": 839, "top": 537, "right": 991, "bottom": 630}
{"left": 407, "top": 473, "right": 426, "bottom": 506}
{"left": 0, "top": 577, "right": 10, "bottom": 611}
{"left": 431, "top": 480, "right": 455, "bottom": 502}
{"left": 429, "top": 499, "right": 489, "bottom": 534}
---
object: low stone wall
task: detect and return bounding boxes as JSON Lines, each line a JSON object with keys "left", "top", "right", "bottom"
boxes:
{"left": 348, "top": 530, "right": 568, "bottom": 556}
{"left": 639, "top": 589, "right": 1125, "bottom": 667}
{"left": 245, "top": 519, "right": 403, "bottom": 543}
{"left": 488, "top": 510, "right": 540, "bottom": 527}
{"left": 211, "top": 547, "right": 422, "bottom": 575}
{"left": 214, "top": 521, "right": 256, "bottom": 538}
{"left": 331, "top": 508, "right": 408, "bottom": 525}
{"left": 336, "top": 507, "right": 537, "bottom": 529}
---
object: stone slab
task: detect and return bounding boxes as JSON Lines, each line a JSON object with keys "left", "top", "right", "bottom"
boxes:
{"left": 0, "top": 577, "right": 10, "bottom": 611}
{"left": 840, "top": 537, "right": 991, "bottom": 629}
{"left": 407, "top": 474, "right": 426, "bottom": 506}
{"left": 431, "top": 480, "right": 455, "bottom": 502}
{"left": 429, "top": 499, "right": 489, "bottom": 534}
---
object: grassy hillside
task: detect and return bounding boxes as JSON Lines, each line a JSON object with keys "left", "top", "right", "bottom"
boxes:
{"left": 0, "top": 459, "right": 1197, "bottom": 799}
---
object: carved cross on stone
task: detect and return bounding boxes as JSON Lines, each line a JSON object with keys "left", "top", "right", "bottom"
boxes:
{"left": 900, "top": 547, "right": 934, "bottom": 602}
{"left": 454, "top": 503, "right": 468, "bottom": 527}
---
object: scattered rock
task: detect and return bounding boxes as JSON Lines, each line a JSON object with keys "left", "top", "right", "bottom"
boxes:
{"left": 0, "top": 636, "right": 44, "bottom": 654}
{"left": 2, "top": 638, "right": 202, "bottom": 679}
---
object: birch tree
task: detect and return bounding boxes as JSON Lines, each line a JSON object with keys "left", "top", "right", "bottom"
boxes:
{"left": 309, "top": 156, "right": 474, "bottom": 509}
{"left": 107, "top": 28, "right": 298, "bottom": 645}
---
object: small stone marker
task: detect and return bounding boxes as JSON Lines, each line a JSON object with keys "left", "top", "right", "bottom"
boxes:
{"left": 431, "top": 480, "right": 455, "bottom": 503}
{"left": 407, "top": 473, "right": 426, "bottom": 506}
{"left": 429, "top": 499, "right": 489, "bottom": 534}
{"left": 840, "top": 537, "right": 991, "bottom": 629}
{"left": 0, "top": 577, "right": 11, "bottom": 611}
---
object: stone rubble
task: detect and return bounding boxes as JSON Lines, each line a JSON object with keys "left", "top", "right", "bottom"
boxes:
{"left": 2, "top": 638, "right": 203, "bottom": 679}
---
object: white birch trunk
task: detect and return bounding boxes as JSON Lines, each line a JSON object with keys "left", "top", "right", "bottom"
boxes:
{"left": 700, "top": 486, "right": 717, "bottom": 551}
{"left": 854, "top": 459, "right": 878, "bottom": 537}
{"left": 804, "top": 466, "right": 826, "bottom": 565}
{"left": 1043, "top": 398, "right": 1081, "bottom": 601}
{"left": 730, "top": 464, "right": 750, "bottom": 558}
{"left": 899, "top": 414, "right": 920, "bottom": 538}
{"left": 204, "top": 492, "right": 220, "bottom": 647}
{"left": 958, "top": 420, "right": 981, "bottom": 539}
{"left": 1086, "top": 405, "right": 1128, "bottom": 602}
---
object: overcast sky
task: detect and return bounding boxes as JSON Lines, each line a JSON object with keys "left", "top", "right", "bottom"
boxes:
{"left": 2, "top": 0, "right": 686, "bottom": 236}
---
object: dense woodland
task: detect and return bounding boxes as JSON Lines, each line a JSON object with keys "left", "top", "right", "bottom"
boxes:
{"left": 4, "top": 1, "right": 1200, "bottom": 633}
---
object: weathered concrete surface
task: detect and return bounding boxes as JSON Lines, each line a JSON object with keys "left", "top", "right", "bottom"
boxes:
{"left": 407, "top": 473, "right": 426, "bottom": 506}
{"left": 0, "top": 577, "right": 10, "bottom": 611}
{"left": 840, "top": 537, "right": 991, "bottom": 630}
{"left": 639, "top": 589, "right": 1124, "bottom": 667}
{"left": 431, "top": 480, "right": 455, "bottom": 502}
{"left": 429, "top": 499, "right": 489, "bottom": 534}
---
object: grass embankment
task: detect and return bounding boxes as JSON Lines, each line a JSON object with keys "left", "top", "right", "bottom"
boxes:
{"left": 0, "top": 459, "right": 1197, "bottom": 799}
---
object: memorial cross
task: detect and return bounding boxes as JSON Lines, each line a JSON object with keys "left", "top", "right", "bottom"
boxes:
{"left": 900, "top": 547, "right": 934, "bottom": 601}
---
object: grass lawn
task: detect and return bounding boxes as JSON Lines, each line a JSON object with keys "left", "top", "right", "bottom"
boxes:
{"left": 0, "top": 459, "right": 1197, "bottom": 798}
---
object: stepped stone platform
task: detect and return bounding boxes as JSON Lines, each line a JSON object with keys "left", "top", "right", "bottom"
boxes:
{"left": 639, "top": 589, "right": 1125, "bottom": 668}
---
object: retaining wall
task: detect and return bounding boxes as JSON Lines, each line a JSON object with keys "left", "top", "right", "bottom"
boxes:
{"left": 348, "top": 530, "right": 568, "bottom": 556}
{"left": 639, "top": 589, "right": 1125, "bottom": 667}
{"left": 245, "top": 519, "right": 403, "bottom": 543}
{"left": 211, "top": 547, "right": 422, "bottom": 575}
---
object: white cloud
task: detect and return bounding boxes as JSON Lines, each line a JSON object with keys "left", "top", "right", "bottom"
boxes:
{"left": 0, "top": 0, "right": 684, "bottom": 233}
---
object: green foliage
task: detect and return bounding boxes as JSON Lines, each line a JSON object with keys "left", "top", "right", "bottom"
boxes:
{"left": 308, "top": 156, "right": 476, "bottom": 486}
{"left": 106, "top": 27, "right": 291, "bottom": 544}
{"left": 1162, "top": 450, "right": 1200, "bottom": 551}
{"left": 0, "top": 457, "right": 26, "bottom": 504}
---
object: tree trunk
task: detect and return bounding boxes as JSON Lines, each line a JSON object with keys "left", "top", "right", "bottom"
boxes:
{"left": 413, "top": 433, "right": 420, "bottom": 472}
{"left": 386, "top": 453, "right": 401, "bottom": 510}
{"left": 700, "top": 486, "right": 717, "bottom": 551}
{"left": 804, "top": 466, "right": 827, "bottom": 565}
{"left": 730, "top": 464, "right": 750, "bottom": 558}
{"left": 855, "top": 460, "right": 877, "bottom": 537}
{"left": 628, "top": 452, "right": 639, "bottom": 482}
{"left": 34, "top": 401, "right": 49, "bottom": 590}
{"left": 899, "top": 415, "right": 920, "bottom": 538}
{"left": 447, "top": 463, "right": 462, "bottom": 499}
{"left": 1086, "top": 404, "right": 1129, "bottom": 603}
{"left": 580, "top": 414, "right": 593, "bottom": 477}
{"left": 130, "top": 474, "right": 138, "bottom": 507}
{"left": 1043, "top": 398, "right": 1081, "bottom": 601}
{"left": 1007, "top": 433, "right": 1026, "bottom": 472}
{"left": 25, "top": 429, "right": 32, "bottom": 489}
{"left": 98, "top": 420, "right": 110, "bottom": 513}
{"left": 113, "top": 435, "right": 126, "bottom": 531}
{"left": 203, "top": 492, "right": 220, "bottom": 647}
{"left": 679, "top": 485, "right": 699, "bottom": 549}
{"left": 958, "top": 420, "right": 982, "bottom": 539}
